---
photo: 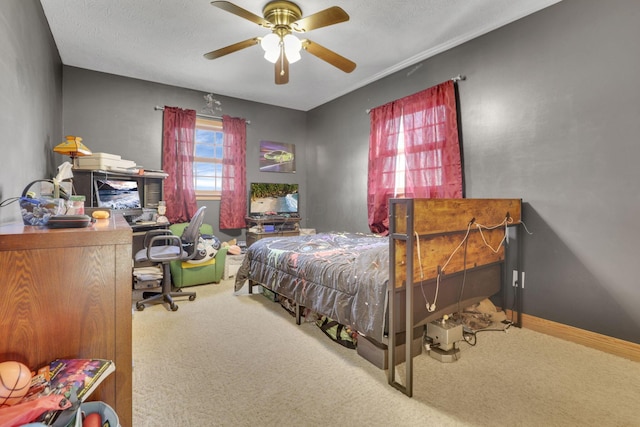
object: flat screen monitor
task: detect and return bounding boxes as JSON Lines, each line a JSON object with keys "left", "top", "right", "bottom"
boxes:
{"left": 94, "top": 179, "right": 141, "bottom": 210}
{"left": 249, "top": 183, "right": 298, "bottom": 216}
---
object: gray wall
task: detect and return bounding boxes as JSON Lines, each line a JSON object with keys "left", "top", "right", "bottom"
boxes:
{"left": 0, "top": 0, "right": 62, "bottom": 224}
{"left": 307, "top": 0, "right": 640, "bottom": 343}
{"left": 62, "top": 67, "right": 307, "bottom": 242}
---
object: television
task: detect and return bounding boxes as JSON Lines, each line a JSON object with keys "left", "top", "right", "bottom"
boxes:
{"left": 94, "top": 179, "right": 142, "bottom": 210}
{"left": 249, "top": 183, "right": 298, "bottom": 216}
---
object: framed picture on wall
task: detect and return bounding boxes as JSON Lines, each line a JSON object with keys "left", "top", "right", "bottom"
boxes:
{"left": 259, "top": 140, "right": 296, "bottom": 173}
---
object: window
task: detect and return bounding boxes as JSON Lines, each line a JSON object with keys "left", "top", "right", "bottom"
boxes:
{"left": 387, "top": 108, "right": 445, "bottom": 197}
{"left": 367, "top": 80, "right": 462, "bottom": 234}
{"left": 194, "top": 116, "right": 223, "bottom": 200}
{"left": 402, "top": 105, "right": 447, "bottom": 196}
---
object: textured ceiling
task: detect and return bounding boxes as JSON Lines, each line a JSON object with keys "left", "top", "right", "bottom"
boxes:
{"left": 40, "top": 0, "right": 561, "bottom": 111}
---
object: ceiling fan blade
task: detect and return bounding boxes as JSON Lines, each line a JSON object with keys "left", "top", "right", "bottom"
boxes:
{"left": 291, "top": 6, "right": 349, "bottom": 32}
{"left": 203, "top": 37, "right": 260, "bottom": 60}
{"left": 301, "top": 39, "right": 356, "bottom": 73}
{"left": 275, "top": 51, "right": 289, "bottom": 85}
{"left": 211, "top": 1, "right": 272, "bottom": 28}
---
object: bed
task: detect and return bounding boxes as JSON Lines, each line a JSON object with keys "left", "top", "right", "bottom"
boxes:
{"left": 234, "top": 198, "right": 522, "bottom": 396}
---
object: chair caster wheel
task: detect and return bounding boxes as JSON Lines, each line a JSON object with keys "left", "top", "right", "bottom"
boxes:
{"left": 170, "top": 303, "right": 179, "bottom": 311}
{"left": 189, "top": 295, "right": 196, "bottom": 301}
{"left": 136, "top": 302, "right": 145, "bottom": 311}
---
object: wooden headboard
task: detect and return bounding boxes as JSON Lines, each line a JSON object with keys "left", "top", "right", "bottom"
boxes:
{"left": 388, "top": 198, "right": 522, "bottom": 396}
{"left": 392, "top": 198, "right": 521, "bottom": 286}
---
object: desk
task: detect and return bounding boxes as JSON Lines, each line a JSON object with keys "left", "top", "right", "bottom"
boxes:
{"left": 0, "top": 215, "right": 133, "bottom": 426}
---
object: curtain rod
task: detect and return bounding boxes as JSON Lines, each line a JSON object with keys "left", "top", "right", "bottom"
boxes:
{"left": 365, "top": 74, "right": 466, "bottom": 114}
{"left": 154, "top": 106, "right": 250, "bottom": 124}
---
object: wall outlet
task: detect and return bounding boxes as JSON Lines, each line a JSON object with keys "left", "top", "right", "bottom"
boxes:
{"left": 512, "top": 270, "right": 526, "bottom": 288}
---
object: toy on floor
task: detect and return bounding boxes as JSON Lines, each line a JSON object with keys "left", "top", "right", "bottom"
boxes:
{"left": 0, "top": 360, "right": 32, "bottom": 407}
{"left": 221, "top": 238, "right": 242, "bottom": 255}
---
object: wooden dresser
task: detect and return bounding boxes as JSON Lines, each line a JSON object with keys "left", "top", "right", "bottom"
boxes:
{"left": 0, "top": 215, "right": 132, "bottom": 426}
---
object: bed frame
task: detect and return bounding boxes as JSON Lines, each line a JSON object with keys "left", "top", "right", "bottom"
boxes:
{"left": 388, "top": 198, "right": 522, "bottom": 396}
{"left": 244, "top": 198, "right": 523, "bottom": 397}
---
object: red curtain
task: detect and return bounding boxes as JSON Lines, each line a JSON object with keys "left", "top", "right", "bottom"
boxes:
{"left": 367, "top": 80, "right": 463, "bottom": 234}
{"left": 219, "top": 115, "right": 247, "bottom": 229}
{"left": 162, "top": 106, "right": 198, "bottom": 223}
{"left": 367, "top": 103, "right": 401, "bottom": 234}
{"left": 403, "top": 81, "right": 462, "bottom": 198}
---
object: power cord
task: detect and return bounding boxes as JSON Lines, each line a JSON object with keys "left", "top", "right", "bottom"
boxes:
{"left": 416, "top": 214, "right": 530, "bottom": 315}
{"left": 0, "top": 197, "right": 21, "bottom": 208}
{"left": 462, "top": 319, "right": 513, "bottom": 347}
{"left": 457, "top": 226, "right": 470, "bottom": 311}
{"left": 475, "top": 216, "right": 511, "bottom": 253}
{"left": 417, "top": 219, "right": 473, "bottom": 312}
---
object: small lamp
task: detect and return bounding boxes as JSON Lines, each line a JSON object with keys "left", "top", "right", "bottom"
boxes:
{"left": 53, "top": 135, "right": 92, "bottom": 167}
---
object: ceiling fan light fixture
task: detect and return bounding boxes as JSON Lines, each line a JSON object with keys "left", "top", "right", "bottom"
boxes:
{"left": 264, "top": 48, "right": 281, "bottom": 63}
{"left": 283, "top": 34, "right": 302, "bottom": 63}
{"left": 285, "top": 49, "right": 301, "bottom": 64}
{"left": 261, "top": 33, "right": 283, "bottom": 63}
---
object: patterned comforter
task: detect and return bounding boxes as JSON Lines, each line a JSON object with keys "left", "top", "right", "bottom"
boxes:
{"left": 235, "top": 232, "right": 389, "bottom": 341}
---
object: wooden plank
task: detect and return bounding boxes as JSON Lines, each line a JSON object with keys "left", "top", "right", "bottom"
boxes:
{"left": 394, "top": 228, "right": 506, "bottom": 287}
{"left": 392, "top": 198, "right": 521, "bottom": 236}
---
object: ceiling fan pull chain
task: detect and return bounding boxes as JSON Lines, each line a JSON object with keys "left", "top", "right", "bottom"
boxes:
{"left": 279, "top": 43, "right": 285, "bottom": 75}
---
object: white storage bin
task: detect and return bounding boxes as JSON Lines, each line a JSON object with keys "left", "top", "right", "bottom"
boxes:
{"left": 224, "top": 254, "right": 245, "bottom": 279}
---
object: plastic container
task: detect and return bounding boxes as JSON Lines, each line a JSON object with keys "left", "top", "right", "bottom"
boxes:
{"left": 67, "top": 195, "right": 86, "bottom": 215}
{"left": 19, "top": 197, "right": 65, "bottom": 226}
{"left": 74, "top": 401, "right": 120, "bottom": 427}
{"left": 19, "top": 179, "right": 66, "bottom": 226}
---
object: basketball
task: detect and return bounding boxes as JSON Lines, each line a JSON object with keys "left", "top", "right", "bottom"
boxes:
{"left": 0, "top": 361, "right": 32, "bottom": 407}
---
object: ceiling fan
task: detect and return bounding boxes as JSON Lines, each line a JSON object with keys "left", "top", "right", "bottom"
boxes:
{"left": 204, "top": 1, "right": 356, "bottom": 84}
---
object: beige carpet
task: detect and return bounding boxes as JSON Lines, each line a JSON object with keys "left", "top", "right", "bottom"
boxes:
{"left": 132, "top": 279, "right": 640, "bottom": 426}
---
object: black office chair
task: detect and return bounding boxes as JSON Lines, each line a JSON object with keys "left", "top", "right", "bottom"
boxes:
{"left": 134, "top": 206, "right": 206, "bottom": 311}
